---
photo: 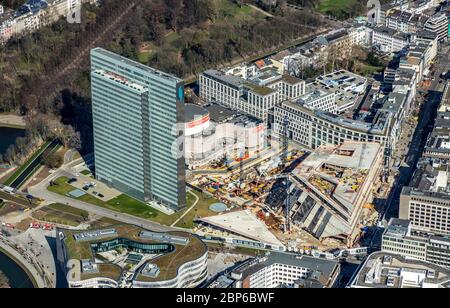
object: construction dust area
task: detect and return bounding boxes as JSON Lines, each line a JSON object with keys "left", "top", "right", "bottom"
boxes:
{"left": 188, "top": 141, "right": 390, "bottom": 251}
{"left": 189, "top": 149, "right": 309, "bottom": 209}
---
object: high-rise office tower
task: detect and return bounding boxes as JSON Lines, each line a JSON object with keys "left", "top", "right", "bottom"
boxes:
{"left": 90, "top": 48, "right": 186, "bottom": 210}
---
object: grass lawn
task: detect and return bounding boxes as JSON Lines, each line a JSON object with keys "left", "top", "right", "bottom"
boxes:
{"left": 47, "top": 177, "right": 221, "bottom": 228}
{"left": 138, "top": 51, "right": 152, "bottom": 64}
{"left": 106, "top": 194, "right": 160, "bottom": 219}
{"left": 357, "top": 63, "right": 383, "bottom": 77}
{"left": 47, "top": 203, "right": 89, "bottom": 217}
{"left": 217, "top": 0, "right": 254, "bottom": 18}
{"left": 316, "top": 0, "right": 360, "bottom": 18}
{"left": 175, "top": 190, "right": 220, "bottom": 229}
{"left": 4, "top": 141, "right": 51, "bottom": 186}
{"left": 80, "top": 170, "right": 91, "bottom": 176}
{"left": 47, "top": 177, "right": 179, "bottom": 224}
{"left": 0, "top": 190, "right": 38, "bottom": 208}
{"left": 89, "top": 217, "right": 123, "bottom": 229}
{"left": 32, "top": 203, "right": 89, "bottom": 227}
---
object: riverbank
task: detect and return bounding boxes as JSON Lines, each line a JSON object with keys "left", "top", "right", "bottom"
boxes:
{"left": 0, "top": 244, "right": 40, "bottom": 288}
{"left": 0, "top": 114, "right": 26, "bottom": 129}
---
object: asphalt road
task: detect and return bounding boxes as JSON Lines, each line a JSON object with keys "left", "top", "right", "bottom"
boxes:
{"left": 27, "top": 162, "right": 175, "bottom": 233}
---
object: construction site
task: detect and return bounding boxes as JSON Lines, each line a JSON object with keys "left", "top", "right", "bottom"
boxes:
{"left": 189, "top": 140, "right": 387, "bottom": 252}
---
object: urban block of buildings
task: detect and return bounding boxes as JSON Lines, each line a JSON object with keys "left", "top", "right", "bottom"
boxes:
{"left": 0, "top": 0, "right": 97, "bottom": 44}
{"left": 423, "top": 82, "right": 450, "bottom": 161}
{"left": 382, "top": 218, "right": 450, "bottom": 269}
{"left": 349, "top": 252, "right": 450, "bottom": 288}
{"left": 199, "top": 68, "right": 305, "bottom": 121}
{"left": 382, "top": 82, "right": 450, "bottom": 271}
{"left": 56, "top": 225, "right": 208, "bottom": 288}
{"left": 209, "top": 251, "right": 340, "bottom": 289}
{"left": 184, "top": 103, "right": 266, "bottom": 169}
{"left": 375, "top": 0, "right": 449, "bottom": 43}
{"left": 399, "top": 83, "right": 450, "bottom": 236}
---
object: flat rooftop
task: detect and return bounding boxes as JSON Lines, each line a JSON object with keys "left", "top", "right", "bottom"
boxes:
{"left": 281, "top": 101, "right": 391, "bottom": 135}
{"left": 198, "top": 210, "right": 284, "bottom": 247}
{"left": 60, "top": 225, "right": 207, "bottom": 283}
{"left": 350, "top": 252, "right": 450, "bottom": 288}
{"left": 92, "top": 70, "right": 147, "bottom": 93}
{"left": 233, "top": 252, "right": 339, "bottom": 282}
{"left": 312, "top": 70, "right": 367, "bottom": 110}
{"left": 298, "top": 84, "right": 334, "bottom": 106}
{"left": 203, "top": 103, "right": 263, "bottom": 125}
{"left": 185, "top": 104, "right": 209, "bottom": 123}
{"left": 384, "top": 218, "right": 410, "bottom": 238}
{"left": 92, "top": 48, "right": 182, "bottom": 83}
{"left": 202, "top": 69, "right": 246, "bottom": 90}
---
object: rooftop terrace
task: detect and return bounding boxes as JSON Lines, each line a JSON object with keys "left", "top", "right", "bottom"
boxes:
{"left": 60, "top": 225, "right": 207, "bottom": 283}
{"left": 350, "top": 252, "right": 450, "bottom": 288}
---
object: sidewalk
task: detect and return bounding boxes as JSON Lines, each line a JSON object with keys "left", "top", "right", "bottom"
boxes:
{"left": 0, "top": 238, "right": 46, "bottom": 288}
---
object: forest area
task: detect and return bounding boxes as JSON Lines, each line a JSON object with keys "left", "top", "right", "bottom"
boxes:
{"left": 0, "top": 0, "right": 26, "bottom": 9}
{"left": 0, "top": 0, "right": 326, "bottom": 165}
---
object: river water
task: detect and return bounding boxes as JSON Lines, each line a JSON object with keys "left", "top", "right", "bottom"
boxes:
{"left": 0, "top": 250, "right": 34, "bottom": 288}
{"left": 0, "top": 127, "right": 26, "bottom": 155}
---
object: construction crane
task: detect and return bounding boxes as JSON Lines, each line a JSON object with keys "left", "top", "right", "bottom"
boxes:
{"left": 263, "top": 174, "right": 292, "bottom": 233}
{"left": 283, "top": 116, "right": 291, "bottom": 233}
{"left": 282, "top": 116, "right": 290, "bottom": 168}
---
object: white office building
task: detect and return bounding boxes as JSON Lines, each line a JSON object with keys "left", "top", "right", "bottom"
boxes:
{"left": 199, "top": 68, "right": 305, "bottom": 121}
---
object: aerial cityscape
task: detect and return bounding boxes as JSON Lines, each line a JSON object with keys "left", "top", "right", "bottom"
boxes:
{"left": 0, "top": 0, "right": 450, "bottom": 294}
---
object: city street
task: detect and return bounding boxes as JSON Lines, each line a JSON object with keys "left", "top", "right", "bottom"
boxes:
{"left": 27, "top": 159, "right": 176, "bottom": 233}
{"left": 365, "top": 46, "right": 450, "bottom": 251}
{"left": 383, "top": 46, "right": 450, "bottom": 222}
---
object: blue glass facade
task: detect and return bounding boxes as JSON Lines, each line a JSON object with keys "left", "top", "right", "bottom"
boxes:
{"left": 90, "top": 48, "right": 186, "bottom": 210}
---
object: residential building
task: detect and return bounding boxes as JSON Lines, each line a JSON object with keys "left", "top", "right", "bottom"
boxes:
{"left": 371, "top": 26, "right": 410, "bottom": 53}
{"left": 0, "top": 0, "right": 96, "bottom": 44}
{"left": 90, "top": 48, "right": 186, "bottom": 210}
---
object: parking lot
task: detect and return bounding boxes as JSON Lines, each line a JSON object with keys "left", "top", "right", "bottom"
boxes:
{"left": 67, "top": 173, "right": 122, "bottom": 201}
